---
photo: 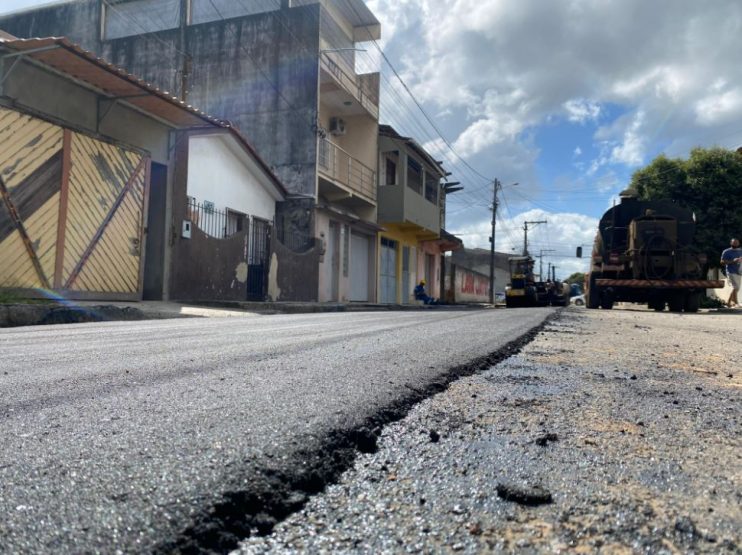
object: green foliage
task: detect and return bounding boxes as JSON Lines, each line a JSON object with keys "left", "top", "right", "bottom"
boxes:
{"left": 630, "top": 147, "right": 742, "bottom": 267}
{"left": 565, "top": 272, "right": 585, "bottom": 284}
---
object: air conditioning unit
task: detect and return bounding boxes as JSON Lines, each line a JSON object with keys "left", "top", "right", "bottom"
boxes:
{"left": 329, "top": 117, "right": 347, "bottom": 136}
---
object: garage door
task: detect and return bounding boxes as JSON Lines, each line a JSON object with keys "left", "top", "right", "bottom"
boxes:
{"left": 0, "top": 107, "right": 149, "bottom": 299}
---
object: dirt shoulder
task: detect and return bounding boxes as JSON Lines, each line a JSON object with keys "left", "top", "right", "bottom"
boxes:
{"left": 240, "top": 307, "right": 741, "bottom": 553}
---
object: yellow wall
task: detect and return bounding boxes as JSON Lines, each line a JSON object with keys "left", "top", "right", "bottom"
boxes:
{"left": 377, "top": 224, "right": 425, "bottom": 304}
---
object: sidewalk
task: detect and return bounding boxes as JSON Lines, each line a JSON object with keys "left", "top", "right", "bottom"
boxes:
{"left": 0, "top": 299, "right": 495, "bottom": 328}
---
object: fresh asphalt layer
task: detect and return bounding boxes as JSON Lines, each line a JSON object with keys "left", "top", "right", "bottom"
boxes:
{"left": 0, "top": 308, "right": 554, "bottom": 553}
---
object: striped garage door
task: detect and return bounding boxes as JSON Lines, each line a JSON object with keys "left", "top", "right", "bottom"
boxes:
{"left": 0, "top": 107, "right": 150, "bottom": 299}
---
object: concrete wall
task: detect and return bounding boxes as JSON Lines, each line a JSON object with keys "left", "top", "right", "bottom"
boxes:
{"left": 446, "top": 264, "right": 490, "bottom": 304}
{"left": 186, "top": 134, "right": 278, "bottom": 222}
{"left": 451, "top": 248, "right": 510, "bottom": 294}
{"left": 268, "top": 235, "right": 321, "bottom": 302}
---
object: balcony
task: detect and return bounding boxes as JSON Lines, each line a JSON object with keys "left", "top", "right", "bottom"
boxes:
{"left": 320, "top": 55, "right": 379, "bottom": 120}
{"left": 318, "top": 138, "right": 376, "bottom": 204}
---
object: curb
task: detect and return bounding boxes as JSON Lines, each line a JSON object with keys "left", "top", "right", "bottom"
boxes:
{"left": 0, "top": 304, "right": 151, "bottom": 329}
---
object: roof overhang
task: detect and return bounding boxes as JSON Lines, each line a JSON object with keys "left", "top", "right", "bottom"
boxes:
{"left": 0, "top": 36, "right": 224, "bottom": 129}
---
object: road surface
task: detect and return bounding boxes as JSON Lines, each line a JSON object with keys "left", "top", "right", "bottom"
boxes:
{"left": 0, "top": 308, "right": 553, "bottom": 553}
{"left": 240, "top": 307, "right": 742, "bottom": 554}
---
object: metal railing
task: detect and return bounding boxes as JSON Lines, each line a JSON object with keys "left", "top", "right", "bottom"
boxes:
{"left": 318, "top": 138, "right": 377, "bottom": 202}
{"left": 320, "top": 55, "right": 379, "bottom": 119}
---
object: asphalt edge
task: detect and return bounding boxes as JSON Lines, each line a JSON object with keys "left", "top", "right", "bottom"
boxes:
{"left": 156, "top": 311, "right": 561, "bottom": 554}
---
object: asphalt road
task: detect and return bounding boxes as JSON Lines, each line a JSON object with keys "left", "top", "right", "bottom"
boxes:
{"left": 241, "top": 307, "right": 741, "bottom": 554}
{"left": 0, "top": 308, "right": 553, "bottom": 553}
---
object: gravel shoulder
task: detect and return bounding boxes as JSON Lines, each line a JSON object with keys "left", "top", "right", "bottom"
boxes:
{"left": 240, "top": 307, "right": 741, "bottom": 554}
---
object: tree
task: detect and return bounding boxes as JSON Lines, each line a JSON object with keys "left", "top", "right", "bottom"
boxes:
{"left": 565, "top": 272, "right": 585, "bottom": 285}
{"left": 630, "top": 147, "right": 742, "bottom": 267}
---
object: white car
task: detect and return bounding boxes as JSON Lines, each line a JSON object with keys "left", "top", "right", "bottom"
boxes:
{"left": 571, "top": 294, "right": 585, "bottom": 306}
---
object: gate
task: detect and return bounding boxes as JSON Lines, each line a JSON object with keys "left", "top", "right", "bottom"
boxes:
{"left": 0, "top": 107, "right": 149, "bottom": 299}
{"left": 247, "top": 217, "right": 271, "bottom": 301}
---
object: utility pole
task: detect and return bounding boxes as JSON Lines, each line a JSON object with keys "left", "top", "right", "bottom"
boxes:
{"left": 489, "top": 178, "right": 501, "bottom": 305}
{"left": 552, "top": 265, "right": 558, "bottom": 282}
{"left": 536, "top": 249, "right": 555, "bottom": 281}
{"left": 523, "top": 220, "right": 547, "bottom": 256}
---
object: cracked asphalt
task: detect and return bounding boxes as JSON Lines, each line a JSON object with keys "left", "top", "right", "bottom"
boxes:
{"left": 240, "top": 307, "right": 741, "bottom": 554}
{"left": 0, "top": 308, "right": 552, "bottom": 553}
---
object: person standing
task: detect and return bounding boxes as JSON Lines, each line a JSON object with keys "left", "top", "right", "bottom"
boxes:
{"left": 720, "top": 238, "right": 742, "bottom": 307}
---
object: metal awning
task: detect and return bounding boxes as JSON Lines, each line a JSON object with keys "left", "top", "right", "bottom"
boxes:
{"left": 0, "top": 36, "right": 224, "bottom": 129}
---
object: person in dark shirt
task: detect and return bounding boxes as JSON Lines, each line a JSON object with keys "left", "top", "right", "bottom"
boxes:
{"left": 720, "top": 238, "right": 742, "bottom": 308}
{"left": 414, "top": 279, "right": 435, "bottom": 305}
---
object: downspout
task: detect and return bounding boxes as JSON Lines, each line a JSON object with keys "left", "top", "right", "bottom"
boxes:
{"left": 178, "top": 0, "right": 191, "bottom": 102}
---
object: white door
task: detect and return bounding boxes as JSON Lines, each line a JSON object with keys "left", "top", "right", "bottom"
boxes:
{"left": 350, "top": 233, "right": 370, "bottom": 302}
{"left": 380, "top": 238, "right": 397, "bottom": 304}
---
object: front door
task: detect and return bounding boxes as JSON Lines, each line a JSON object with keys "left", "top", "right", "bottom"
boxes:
{"left": 401, "top": 246, "right": 410, "bottom": 304}
{"left": 350, "top": 232, "right": 369, "bottom": 302}
{"left": 247, "top": 217, "right": 271, "bottom": 301}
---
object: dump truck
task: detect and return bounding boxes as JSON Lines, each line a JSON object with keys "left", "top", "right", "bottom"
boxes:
{"left": 581, "top": 192, "right": 724, "bottom": 312}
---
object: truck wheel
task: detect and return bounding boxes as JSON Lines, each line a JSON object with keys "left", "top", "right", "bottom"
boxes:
{"left": 684, "top": 292, "right": 701, "bottom": 313}
{"left": 668, "top": 294, "right": 684, "bottom": 313}
{"left": 587, "top": 275, "right": 600, "bottom": 309}
{"left": 600, "top": 297, "right": 614, "bottom": 310}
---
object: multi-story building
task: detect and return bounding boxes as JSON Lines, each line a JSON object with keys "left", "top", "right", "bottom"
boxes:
{"left": 377, "top": 125, "right": 462, "bottom": 304}
{"left": 0, "top": 0, "right": 382, "bottom": 302}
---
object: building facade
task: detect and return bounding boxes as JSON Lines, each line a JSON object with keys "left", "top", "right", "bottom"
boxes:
{"left": 377, "top": 125, "right": 461, "bottom": 304}
{"left": 0, "top": 35, "right": 285, "bottom": 302}
{"left": 0, "top": 0, "right": 383, "bottom": 302}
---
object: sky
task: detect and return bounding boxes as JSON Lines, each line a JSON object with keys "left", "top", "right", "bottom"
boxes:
{"left": 2, "top": 0, "right": 742, "bottom": 279}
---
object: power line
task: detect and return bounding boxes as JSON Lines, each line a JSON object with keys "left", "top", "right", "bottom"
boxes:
{"left": 339, "top": 0, "right": 492, "bottom": 185}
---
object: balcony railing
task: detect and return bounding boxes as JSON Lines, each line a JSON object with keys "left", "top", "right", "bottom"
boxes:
{"left": 318, "top": 138, "right": 376, "bottom": 203}
{"left": 320, "top": 55, "right": 379, "bottom": 119}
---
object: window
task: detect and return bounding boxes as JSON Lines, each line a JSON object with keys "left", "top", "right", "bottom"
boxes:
{"left": 384, "top": 153, "right": 398, "bottom": 185}
{"left": 191, "top": 0, "right": 277, "bottom": 25}
{"left": 425, "top": 172, "right": 438, "bottom": 204}
{"left": 103, "top": 0, "right": 181, "bottom": 40}
{"left": 226, "top": 208, "right": 246, "bottom": 237}
{"left": 407, "top": 157, "right": 422, "bottom": 194}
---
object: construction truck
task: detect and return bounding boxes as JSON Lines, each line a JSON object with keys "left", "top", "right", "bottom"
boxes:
{"left": 580, "top": 191, "right": 724, "bottom": 312}
{"left": 505, "top": 256, "right": 569, "bottom": 308}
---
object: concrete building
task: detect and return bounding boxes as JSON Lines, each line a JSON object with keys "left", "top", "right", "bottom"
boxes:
{"left": 377, "top": 125, "right": 461, "bottom": 304}
{"left": 0, "top": 0, "right": 383, "bottom": 302}
{"left": 0, "top": 35, "right": 285, "bottom": 302}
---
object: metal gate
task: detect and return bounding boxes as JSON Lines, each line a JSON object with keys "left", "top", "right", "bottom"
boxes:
{"left": 0, "top": 107, "right": 148, "bottom": 299}
{"left": 247, "top": 217, "right": 271, "bottom": 301}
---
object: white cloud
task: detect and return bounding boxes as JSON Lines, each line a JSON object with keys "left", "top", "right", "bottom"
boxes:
{"left": 370, "top": 0, "right": 742, "bottom": 176}
{"left": 573, "top": 146, "right": 582, "bottom": 157}
{"left": 695, "top": 88, "right": 742, "bottom": 126}
{"left": 448, "top": 208, "right": 596, "bottom": 278}
{"left": 564, "top": 99, "right": 601, "bottom": 124}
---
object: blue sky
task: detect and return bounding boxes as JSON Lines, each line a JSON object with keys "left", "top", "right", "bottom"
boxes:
{"left": 3, "top": 0, "right": 742, "bottom": 277}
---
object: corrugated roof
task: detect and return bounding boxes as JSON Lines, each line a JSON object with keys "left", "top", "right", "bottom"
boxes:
{"left": 0, "top": 36, "right": 224, "bottom": 128}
